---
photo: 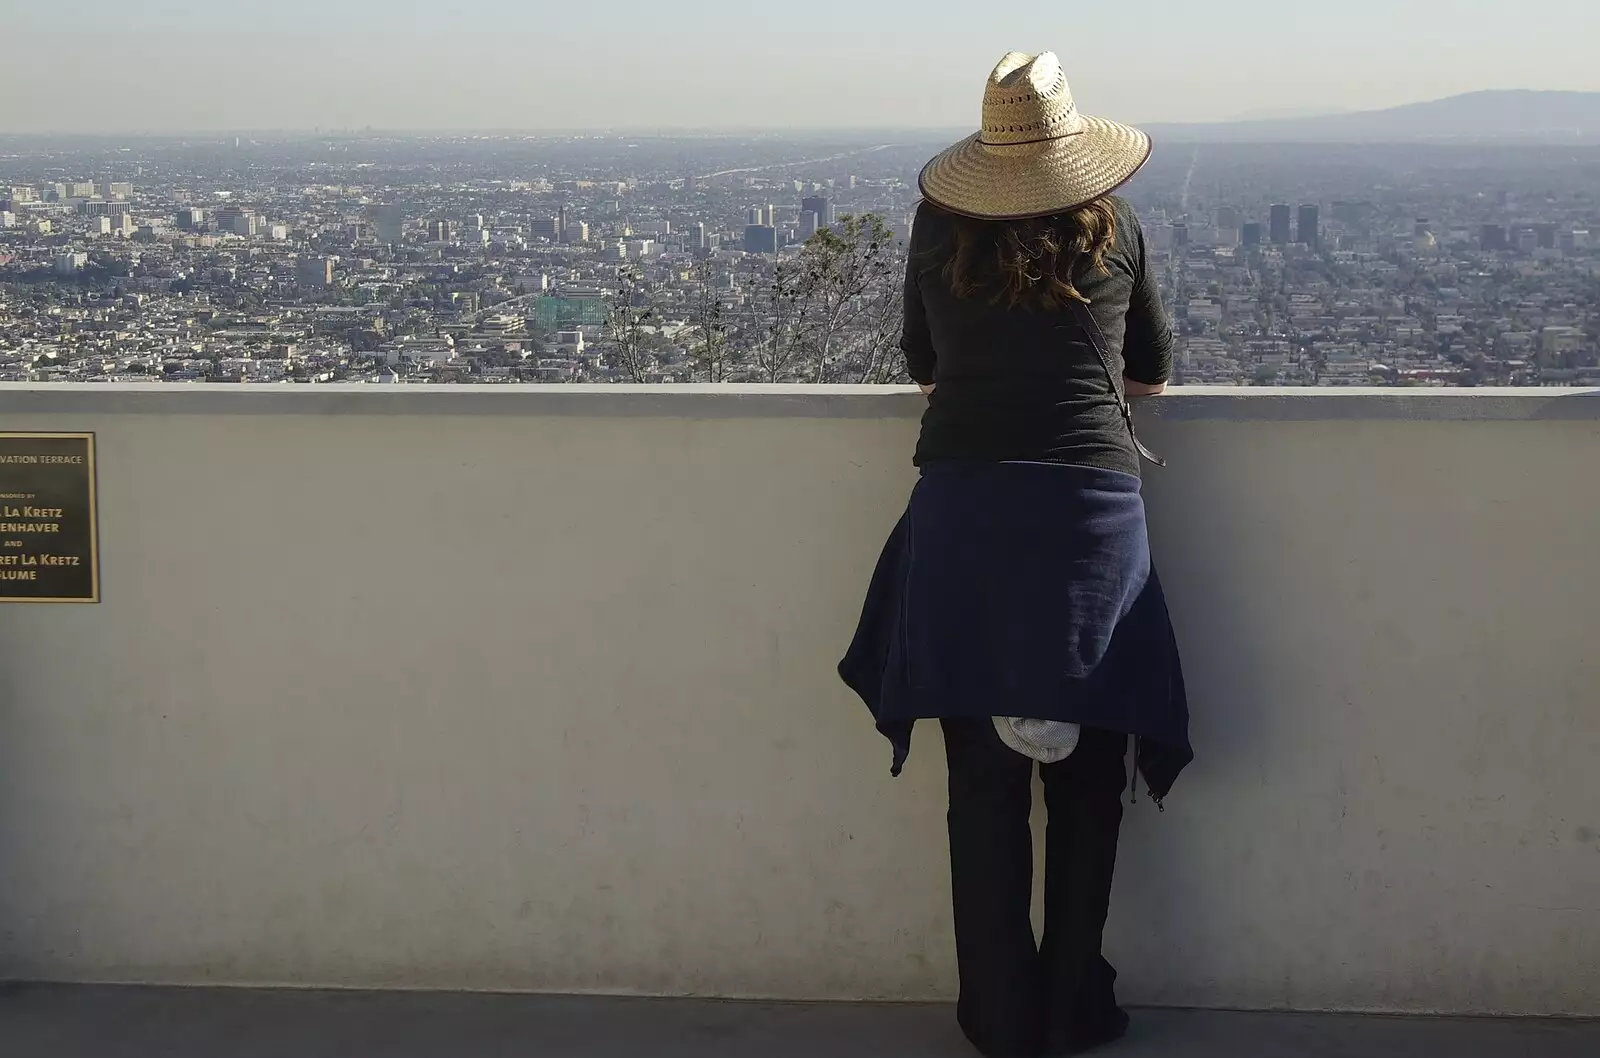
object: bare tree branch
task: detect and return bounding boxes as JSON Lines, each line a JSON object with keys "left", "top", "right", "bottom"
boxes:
{"left": 599, "top": 267, "right": 658, "bottom": 382}
{"left": 686, "top": 262, "right": 736, "bottom": 382}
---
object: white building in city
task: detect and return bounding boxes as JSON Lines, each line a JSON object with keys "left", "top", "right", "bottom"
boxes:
{"left": 555, "top": 331, "right": 586, "bottom": 357}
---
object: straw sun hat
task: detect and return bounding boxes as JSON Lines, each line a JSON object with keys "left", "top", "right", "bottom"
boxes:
{"left": 919, "top": 51, "right": 1152, "bottom": 221}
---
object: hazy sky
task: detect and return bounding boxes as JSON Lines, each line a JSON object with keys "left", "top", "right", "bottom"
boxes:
{"left": 6, "top": 0, "right": 1598, "bottom": 133}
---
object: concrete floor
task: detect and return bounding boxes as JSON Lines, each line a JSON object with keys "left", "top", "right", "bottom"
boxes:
{"left": 1, "top": 984, "right": 1597, "bottom": 1058}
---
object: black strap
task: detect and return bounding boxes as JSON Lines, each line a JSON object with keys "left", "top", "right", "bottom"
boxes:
{"left": 1068, "top": 301, "right": 1167, "bottom": 469}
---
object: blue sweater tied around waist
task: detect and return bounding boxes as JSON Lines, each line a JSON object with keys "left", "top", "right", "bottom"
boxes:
{"left": 837, "top": 461, "right": 1193, "bottom": 802}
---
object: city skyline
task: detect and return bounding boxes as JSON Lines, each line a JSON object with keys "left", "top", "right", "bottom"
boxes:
{"left": 6, "top": 0, "right": 1599, "bottom": 133}
{"left": 3, "top": 135, "right": 1596, "bottom": 388}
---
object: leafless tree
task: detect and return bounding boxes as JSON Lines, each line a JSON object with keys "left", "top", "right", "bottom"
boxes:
{"left": 848, "top": 281, "right": 909, "bottom": 384}
{"left": 785, "top": 214, "right": 901, "bottom": 382}
{"left": 743, "top": 259, "right": 810, "bottom": 382}
{"left": 686, "top": 263, "right": 736, "bottom": 382}
{"left": 715, "top": 214, "right": 910, "bottom": 383}
{"left": 599, "top": 267, "right": 657, "bottom": 382}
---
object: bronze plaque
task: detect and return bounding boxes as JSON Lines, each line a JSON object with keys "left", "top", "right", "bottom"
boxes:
{"left": 0, "top": 433, "right": 100, "bottom": 603}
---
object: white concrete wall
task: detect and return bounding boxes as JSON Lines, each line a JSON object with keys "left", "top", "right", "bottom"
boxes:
{"left": 1, "top": 385, "right": 1598, "bottom": 1014}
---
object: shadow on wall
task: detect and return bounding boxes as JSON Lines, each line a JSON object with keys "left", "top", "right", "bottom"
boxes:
{"left": 1110, "top": 419, "right": 1294, "bottom": 1004}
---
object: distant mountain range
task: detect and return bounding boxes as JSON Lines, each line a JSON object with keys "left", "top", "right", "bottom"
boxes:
{"left": 1148, "top": 91, "right": 1600, "bottom": 144}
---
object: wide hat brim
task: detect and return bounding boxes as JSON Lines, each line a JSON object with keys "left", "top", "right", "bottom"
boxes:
{"left": 919, "top": 115, "right": 1152, "bottom": 220}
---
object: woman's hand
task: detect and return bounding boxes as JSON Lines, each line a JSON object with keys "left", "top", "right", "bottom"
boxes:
{"left": 918, "top": 383, "right": 937, "bottom": 396}
{"left": 1124, "top": 378, "right": 1166, "bottom": 397}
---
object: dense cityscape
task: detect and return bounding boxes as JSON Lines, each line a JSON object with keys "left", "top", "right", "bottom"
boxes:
{"left": 1, "top": 135, "right": 1597, "bottom": 386}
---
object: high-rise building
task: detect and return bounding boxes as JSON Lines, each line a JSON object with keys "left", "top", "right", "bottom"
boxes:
{"left": 564, "top": 221, "right": 590, "bottom": 244}
{"left": 1215, "top": 206, "right": 1239, "bottom": 230}
{"left": 427, "top": 219, "right": 458, "bottom": 242}
{"left": 1297, "top": 204, "right": 1319, "bottom": 248}
{"left": 91, "top": 216, "right": 112, "bottom": 236}
{"left": 1481, "top": 224, "right": 1508, "bottom": 251}
{"left": 747, "top": 207, "right": 764, "bottom": 226}
{"left": 1241, "top": 222, "right": 1263, "bottom": 248}
{"left": 297, "top": 258, "right": 336, "bottom": 287}
{"left": 692, "top": 222, "right": 707, "bottom": 252}
{"left": 1172, "top": 223, "right": 1190, "bottom": 249}
{"left": 531, "top": 214, "right": 561, "bottom": 241}
{"left": 214, "top": 204, "right": 258, "bottom": 237}
{"left": 176, "top": 208, "right": 205, "bottom": 231}
{"left": 797, "top": 210, "right": 820, "bottom": 241}
{"left": 1269, "top": 204, "right": 1292, "bottom": 245}
{"left": 1533, "top": 223, "right": 1558, "bottom": 250}
{"left": 367, "top": 203, "right": 405, "bottom": 244}
{"left": 801, "top": 195, "right": 834, "bottom": 227}
{"left": 743, "top": 225, "right": 778, "bottom": 255}
{"left": 67, "top": 182, "right": 97, "bottom": 199}
{"left": 100, "top": 181, "right": 133, "bottom": 199}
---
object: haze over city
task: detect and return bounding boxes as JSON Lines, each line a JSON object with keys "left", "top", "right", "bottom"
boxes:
{"left": 4, "top": 0, "right": 1599, "bottom": 391}
{"left": 6, "top": 0, "right": 1600, "bottom": 133}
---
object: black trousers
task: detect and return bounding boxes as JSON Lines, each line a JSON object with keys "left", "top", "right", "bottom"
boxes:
{"left": 941, "top": 718, "right": 1131, "bottom": 1058}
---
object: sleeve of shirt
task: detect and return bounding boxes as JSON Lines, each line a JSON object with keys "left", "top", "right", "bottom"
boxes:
{"left": 1122, "top": 210, "right": 1175, "bottom": 386}
{"left": 900, "top": 217, "right": 937, "bottom": 386}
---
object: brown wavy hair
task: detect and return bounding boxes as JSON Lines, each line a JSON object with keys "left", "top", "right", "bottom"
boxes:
{"left": 936, "top": 198, "right": 1119, "bottom": 309}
